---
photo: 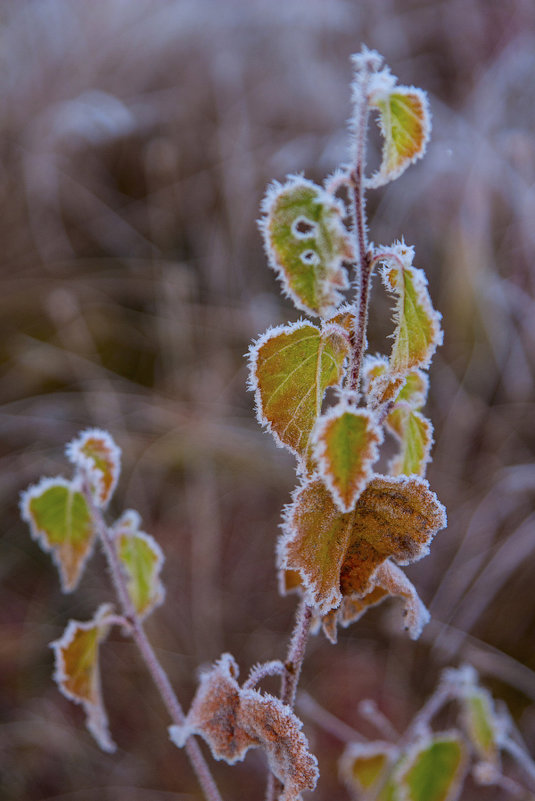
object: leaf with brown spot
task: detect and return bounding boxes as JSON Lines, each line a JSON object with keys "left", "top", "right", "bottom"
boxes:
{"left": 248, "top": 321, "right": 349, "bottom": 468}
{"left": 279, "top": 475, "right": 446, "bottom": 615}
{"left": 169, "top": 653, "right": 318, "bottom": 800}
{"left": 66, "top": 429, "right": 121, "bottom": 507}
{"left": 51, "top": 604, "right": 116, "bottom": 752}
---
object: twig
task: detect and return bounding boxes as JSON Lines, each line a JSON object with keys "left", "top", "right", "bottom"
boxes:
{"left": 81, "top": 479, "right": 224, "bottom": 801}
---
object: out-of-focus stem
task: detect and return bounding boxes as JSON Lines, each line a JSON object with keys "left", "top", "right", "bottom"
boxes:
{"left": 82, "top": 480, "right": 223, "bottom": 801}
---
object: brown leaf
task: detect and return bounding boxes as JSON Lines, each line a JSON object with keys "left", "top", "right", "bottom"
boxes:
{"left": 279, "top": 475, "right": 446, "bottom": 614}
{"left": 169, "top": 654, "right": 318, "bottom": 800}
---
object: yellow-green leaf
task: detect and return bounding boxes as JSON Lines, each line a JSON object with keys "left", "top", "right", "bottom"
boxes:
{"left": 461, "top": 689, "right": 499, "bottom": 765}
{"left": 313, "top": 405, "right": 382, "bottom": 512}
{"left": 368, "top": 80, "right": 431, "bottom": 188}
{"left": 66, "top": 429, "right": 121, "bottom": 507}
{"left": 249, "top": 321, "right": 349, "bottom": 468}
{"left": 378, "top": 243, "right": 442, "bottom": 378}
{"left": 279, "top": 474, "right": 446, "bottom": 614}
{"left": 20, "top": 477, "right": 95, "bottom": 592}
{"left": 51, "top": 604, "right": 116, "bottom": 752}
{"left": 399, "top": 734, "right": 467, "bottom": 801}
{"left": 387, "top": 409, "right": 433, "bottom": 477}
{"left": 340, "top": 741, "right": 399, "bottom": 794}
{"left": 114, "top": 510, "right": 165, "bottom": 619}
{"left": 260, "top": 176, "right": 353, "bottom": 318}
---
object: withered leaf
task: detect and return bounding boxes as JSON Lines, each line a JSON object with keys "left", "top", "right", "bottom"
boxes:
{"left": 169, "top": 653, "right": 318, "bottom": 801}
{"left": 279, "top": 474, "right": 446, "bottom": 615}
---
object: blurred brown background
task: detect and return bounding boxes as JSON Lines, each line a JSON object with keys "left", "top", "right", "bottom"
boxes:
{"left": 2, "top": 0, "right": 535, "bottom": 799}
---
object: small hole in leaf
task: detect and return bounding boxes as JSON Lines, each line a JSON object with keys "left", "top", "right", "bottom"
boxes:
{"left": 292, "top": 216, "right": 317, "bottom": 239}
{"left": 300, "top": 249, "right": 320, "bottom": 265}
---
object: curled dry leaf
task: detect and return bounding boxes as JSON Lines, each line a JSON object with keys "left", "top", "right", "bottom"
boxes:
{"left": 313, "top": 403, "right": 382, "bottom": 513}
{"left": 50, "top": 603, "right": 116, "bottom": 753}
{"left": 20, "top": 476, "right": 95, "bottom": 592}
{"left": 248, "top": 321, "right": 349, "bottom": 470}
{"left": 113, "top": 510, "right": 165, "bottom": 620}
{"left": 169, "top": 653, "right": 318, "bottom": 801}
{"left": 66, "top": 428, "right": 121, "bottom": 507}
{"left": 320, "top": 560, "right": 430, "bottom": 644}
{"left": 279, "top": 474, "right": 446, "bottom": 615}
{"left": 260, "top": 175, "right": 353, "bottom": 318}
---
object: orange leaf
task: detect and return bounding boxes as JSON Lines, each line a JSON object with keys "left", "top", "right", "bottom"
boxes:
{"left": 279, "top": 475, "right": 446, "bottom": 614}
{"left": 66, "top": 429, "right": 121, "bottom": 507}
{"left": 51, "top": 604, "right": 116, "bottom": 752}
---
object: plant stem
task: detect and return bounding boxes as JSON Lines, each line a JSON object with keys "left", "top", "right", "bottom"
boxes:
{"left": 347, "top": 63, "right": 373, "bottom": 395}
{"left": 82, "top": 481, "right": 224, "bottom": 801}
{"left": 266, "top": 601, "right": 313, "bottom": 801}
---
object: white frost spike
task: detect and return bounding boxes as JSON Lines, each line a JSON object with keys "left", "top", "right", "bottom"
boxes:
{"left": 66, "top": 428, "right": 121, "bottom": 507}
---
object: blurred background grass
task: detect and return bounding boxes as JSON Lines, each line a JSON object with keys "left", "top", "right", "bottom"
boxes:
{"left": 1, "top": 0, "right": 535, "bottom": 798}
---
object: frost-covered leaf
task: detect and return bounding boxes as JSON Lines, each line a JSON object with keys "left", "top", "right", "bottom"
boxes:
{"left": 364, "top": 358, "right": 429, "bottom": 412}
{"left": 51, "top": 603, "right": 116, "bottom": 752}
{"left": 66, "top": 429, "right": 121, "bottom": 507}
{"left": 461, "top": 689, "right": 499, "bottom": 765}
{"left": 279, "top": 474, "right": 446, "bottom": 615}
{"left": 249, "top": 321, "right": 349, "bottom": 468}
{"left": 113, "top": 510, "right": 165, "bottom": 620}
{"left": 340, "top": 740, "right": 399, "bottom": 795}
{"left": 387, "top": 410, "right": 433, "bottom": 477}
{"left": 20, "top": 477, "right": 95, "bottom": 592}
{"left": 366, "top": 70, "right": 431, "bottom": 189}
{"left": 321, "top": 560, "right": 430, "bottom": 644}
{"left": 169, "top": 653, "right": 318, "bottom": 801}
{"left": 313, "top": 404, "right": 382, "bottom": 513}
{"left": 398, "top": 733, "right": 467, "bottom": 801}
{"left": 260, "top": 176, "right": 353, "bottom": 317}
{"left": 378, "top": 244, "right": 442, "bottom": 379}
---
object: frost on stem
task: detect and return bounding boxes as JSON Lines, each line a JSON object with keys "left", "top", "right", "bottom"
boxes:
{"left": 51, "top": 603, "right": 117, "bottom": 753}
{"left": 169, "top": 653, "right": 318, "bottom": 801}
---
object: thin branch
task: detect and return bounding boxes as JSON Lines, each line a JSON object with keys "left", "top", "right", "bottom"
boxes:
{"left": 347, "top": 62, "right": 374, "bottom": 394}
{"left": 243, "top": 660, "right": 285, "bottom": 690}
{"left": 81, "top": 480, "right": 224, "bottom": 801}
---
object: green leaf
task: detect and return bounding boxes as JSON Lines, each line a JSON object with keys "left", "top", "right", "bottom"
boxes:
{"left": 313, "top": 404, "right": 382, "bottom": 512}
{"left": 387, "top": 409, "right": 433, "bottom": 477}
{"left": 367, "top": 73, "right": 431, "bottom": 188}
{"left": 461, "top": 689, "right": 499, "bottom": 764}
{"left": 398, "top": 734, "right": 467, "bottom": 801}
{"left": 340, "top": 741, "right": 399, "bottom": 794}
{"left": 66, "top": 429, "right": 121, "bottom": 507}
{"left": 20, "top": 477, "right": 95, "bottom": 592}
{"left": 249, "top": 321, "right": 349, "bottom": 469}
{"left": 260, "top": 176, "right": 353, "bottom": 317}
{"left": 114, "top": 510, "right": 165, "bottom": 619}
{"left": 377, "top": 243, "right": 442, "bottom": 379}
{"left": 51, "top": 604, "right": 116, "bottom": 752}
{"left": 279, "top": 474, "right": 446, "bottom": 614}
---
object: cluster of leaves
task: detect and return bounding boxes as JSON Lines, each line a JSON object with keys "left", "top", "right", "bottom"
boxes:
{"left": 248, "top": 49, "right": 444, "bottom": 644}
{"left": 20, "top": 429, "right": 165, "bottom": 752}
{"left": 340, "top": 666, "right": 535, "bottom": 801}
